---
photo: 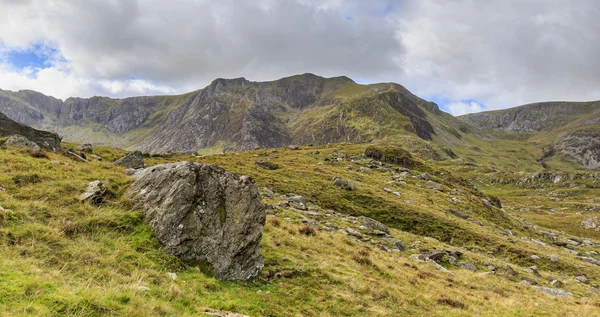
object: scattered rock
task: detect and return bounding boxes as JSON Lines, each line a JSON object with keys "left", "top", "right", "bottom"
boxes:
{"left": 136, "top": 286, "right": 151, "bottom": 292}
{"left": 547, "top": 254, "right": 559, "bottom": 263}
{"left": 504, "top": 264, "right": 518, "bottom": 276}
{"left": 448, "top": 209, "right": 470, "bottom": 219}
{"left": 582, "top": 216, "right": 599, "bottom": 231}
{"left": 459, "top": 262, "right": 477, "bottom": 272}
{"left": 448, "top": 256, "right": 457, "bottom": 265}
{"left": 575, "top": 275, "right": 589, "bottom": 284}
{"left": 115, "top": 151, "right": 144, "bottom": 169}
{"left": 79, "top": 180, "right": 108, "bottom": 205}
{"left": 529, "top": 266, "right": 540, "bottom": 276}
{"left": 419, "top": 173, "right": 431, "bottom": 181}
{"left": 533, "top": 286, "right": 569, "bottom": 297}
{"left": 550, "top": 279, "right": 563, "bottom": 287}
{"left": 426, "top": 258, "right": 450, "bottom": 273}
{"left": 255, "top": 160, "right": 279, "bottom": 170}
{"left": 333, "top": 177, "right": 355, "bottom": 191}
{"left": 67, "top": 151, "right": 88, "bottom": 162}
{"left": 167, "top": 272, "right": 177, "bottom": 280}
{"left": 427, "top": 251, "right": 447, "bottom": 263}
{"left": 346, "top": 228, "right": 363, "bottom": 239}
{"left": 127, "top": 162, "right": 265, "bottom": 281}
{"left": 359, "top": 216, "right": 390, "bottom": 234}
{"left": 382, "top": 238, "right": 406, "bottom": 251}
{"left": 521, "top": 276, "right": 537, "bottom": 285}
{"left": 531, "top": 255, "right": 540, "bottom": 261}
{"left": 78, "top": 144, "right": 93, "bottom": 153}
{"left": 577, "top": 256, "right": 600, "bottom": 266}
{"left": 426, "top": 181, "right": 443, "bottom": 191}
{"left": 88, "top": 154, "right": 103, "bottom": 161}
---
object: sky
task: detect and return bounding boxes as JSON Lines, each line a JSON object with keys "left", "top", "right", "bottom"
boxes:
{"left": 1, "top": 0, "right": 599, "bottom": 115}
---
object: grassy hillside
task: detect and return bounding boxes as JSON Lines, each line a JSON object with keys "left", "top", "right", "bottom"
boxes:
{"left": 0, "top": 143, "right": 599, "bottom": 316}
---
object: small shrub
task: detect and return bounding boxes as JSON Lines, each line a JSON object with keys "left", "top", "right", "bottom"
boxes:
{"left": 269, "top": 217, "right": 281, "bottom": 227}
{"left": 13, "top": 174, "right": 42, "bottom": 187}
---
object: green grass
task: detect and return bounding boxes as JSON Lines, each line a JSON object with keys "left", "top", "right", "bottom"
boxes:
{"left": 0, "top": 144, "right": 599, "bottom": 316}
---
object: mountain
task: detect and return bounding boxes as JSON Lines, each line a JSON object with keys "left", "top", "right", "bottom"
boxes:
{"left": 460, "top": 101, "right": 600, "bottom": 169}
{"left": 0, "top": 74, "right": 469, "bottom": 155}
{"left": 0, "top": 111, "right": 61, "bottom": 150}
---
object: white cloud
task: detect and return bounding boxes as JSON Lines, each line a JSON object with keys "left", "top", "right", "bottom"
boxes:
{"left": 446, "top": 101, "right": 484, "bottom": 116}
{"left": 1, "top": 0, "right": 600, "bottom": 112}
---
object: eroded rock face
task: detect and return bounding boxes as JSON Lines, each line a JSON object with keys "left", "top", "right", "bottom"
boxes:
{"left": 127, "top": 162, "right": 266, "bottom": 281}
{"left": 5, "top": 135, "right": 41, "bottom": 153}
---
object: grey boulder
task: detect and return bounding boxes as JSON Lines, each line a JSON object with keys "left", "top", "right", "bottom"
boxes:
{"left": 115, "top": 151, "right": 145, "bottom": 169}
{"left": 127, "top": 162, "right": 266, "bottom": 281}
{"left": 5, "top": 135, "right": 41, "bottom": 153}
{"left": 79, "top": 180, "right": 108, "bottom": 205}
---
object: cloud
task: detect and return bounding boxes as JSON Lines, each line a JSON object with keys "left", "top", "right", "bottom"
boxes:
{"left": 446, "top": 101, "right": 484, "bottom": 116}
{"left": 396, "top": 0, "right": 600, "bottom": 110}
{"left": 0, "top": 0, "right": 600, "bottom": 112}
{"left": 0, "top": 0, "right": 401, "bottom": 99}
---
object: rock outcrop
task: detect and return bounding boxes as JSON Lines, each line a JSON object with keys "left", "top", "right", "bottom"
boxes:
{"left": 0, "top": 112, "right": 60, "bottom": 150}
{"left": 127, "top": 162, "right": 266, "bottom": 281}
{"left": 4, "top": 135, "right": 41, "bottom": 153}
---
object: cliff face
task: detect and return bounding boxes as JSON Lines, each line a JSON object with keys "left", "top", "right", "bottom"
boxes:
{"left": 0, "top": 112, "right": 61, "bottom": 150}
{"left": 459, "top": 101, "right": 600, "bottom": 169}
{"left": 0, "top": 74, "right": 466, "bottom": 154}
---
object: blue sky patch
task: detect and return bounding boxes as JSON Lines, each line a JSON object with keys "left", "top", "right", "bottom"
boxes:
{"left": 2, "top": 44, "right": 59, "bottom": 70}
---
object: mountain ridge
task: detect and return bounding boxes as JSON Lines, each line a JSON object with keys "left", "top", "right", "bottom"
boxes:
{"left": 0, "top": 74, "right": 464, "bottom": 155}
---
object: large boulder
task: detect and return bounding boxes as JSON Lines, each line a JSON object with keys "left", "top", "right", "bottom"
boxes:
{"left": 0, "top": 112, "right": 61, "bottom": 150}
{"left": 127, "top": 162, "right": 266, "bottom": 281}
{"left": 115, "top": 151, "right": 144, "bottom": 169}
{"left": 4, "top": 135, "right": 41, "bottom": 153}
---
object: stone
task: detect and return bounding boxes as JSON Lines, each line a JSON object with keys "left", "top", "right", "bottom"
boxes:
{"left": 459, "top": 262, "right": 477, "bottom": 272}
{"left": 529, "top": 266, "right": 540, "bottom": 276}
{"left": 332, "top": 177, "right": 355, "bottom": 191}
{"left": 419, "top": 173, "right": 431, "bottom": 180}
{"left": 531, "top": 255, "right": 540, "bottom": 261}
{"left": 576, "top": 256, "right": 600, "bottom": 266}
{"left": 88, "top": 154, "right": 103, "bottom": 161}
{"left": 426, "top": 258, "right": 449, "bottom": 273}
{"left": 5, "top": 135, "right": 41, "bottom": 153}
{"left": 521, "top": 276, "right": 537, "bottom": 285}
{"left": 575, "top": 275, "right": 589, "bottom": 284}
{"left": 504, "top": 264, "right": 518, "bottom": 276}
{"left": 167, "top": 272, "right": 177, "bottom": 280}
{"left": 550, "top": 279, "right": 563, "bottom": 287}
{"left": 79, "top": 180, "right": 108, "bottom": 205}
{"left": 547, "top": 254, "right": 559, "bottom": 263}
{"left": 67, "top": 151, "right": 88, "bottom": 162}
{"left": 136, "top": 286, "right": 151, "bottom": 292}
{"left": 346, "top": 228, "right": 363, "bottom": 238}
{"left": 448, "top": 256, "right": 457, "bottom": 265}
{"left": 448, "top": 209, "right": 470, "bottom": 219}
{"left": 255, "top": 160, "right": 279, "bottom": 170}
{"left": 127, "top": 162, "right": 265, "bottom": 281}
{"left": 427, "top": 251, "right": 447, "bottom": 263}
{"left": 78, "top": 143, "right": 93, "bottom": 153}
{"left": 359, "top": 216, "right": 390, "bottom": 234}
{"left": 115, "top": 151, "right": 145, "bottom": 169}
{"left": 582, "top": 216, "right": 599, "bottom": 231}
{"left": 426, "top": 181, "right": 443, "bottom": 191}
{"left": 382, "top": 238, "right": 406, "bottom": 251}
{"left": 533, "top": 286, "right": 569, "bottom": 297}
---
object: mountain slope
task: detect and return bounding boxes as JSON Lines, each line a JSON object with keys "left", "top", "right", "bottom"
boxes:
{"left": 460, "top": 101, "right": 600, "bottom": 169}
{"left": 0, "top": 74, "right": 469, "bottom": 155}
